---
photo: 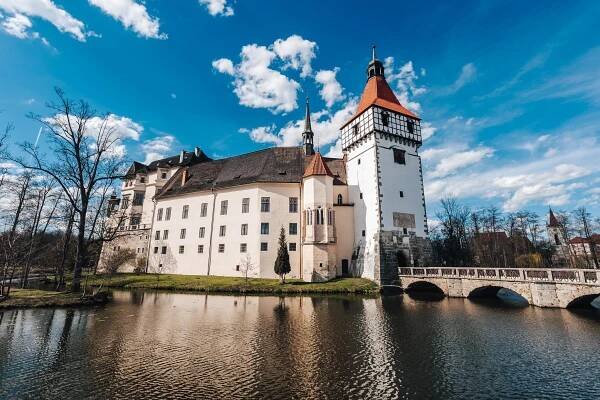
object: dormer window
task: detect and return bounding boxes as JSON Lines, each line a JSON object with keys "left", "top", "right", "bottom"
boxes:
{"left": 381, "top": 112, "right": 389, "bottom": 127}
{"left": 161, "top": 171, "right": 167, "bottom": 179}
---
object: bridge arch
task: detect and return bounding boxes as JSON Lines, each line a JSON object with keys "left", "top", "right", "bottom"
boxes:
{"left": 565, "top": 291, "right": 600, "bottom": 309}
{"left": 406, "top": 280, "right": 445, "bottom": 295}
{"left": 467, "top": 284, "right": 530, "bottom": 305}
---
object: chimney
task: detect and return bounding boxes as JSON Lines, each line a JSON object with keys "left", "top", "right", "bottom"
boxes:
{"left": 181, "top": 168, "right": 188, "bottom": 186}
{"left": 194, "top": 146, "right": 201, "bottom": 157}
{"left": 179, "top": 150, "right": 185, "bottom": 163}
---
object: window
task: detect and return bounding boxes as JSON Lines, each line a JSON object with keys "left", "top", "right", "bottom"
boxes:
{"left": 157, "top": 208, "right": 163, "bottom": 221}
{"left": 261, "top": 223, "right": 269, "bottom": 235}
{"left": 121, "top": 196, "right": 130, "bottom": 209}
{"left": 198, "top": 245, "right": 204, "bottom": 253}
{"left": 182, "top": 205, "right": 189, "bottom": 219}
{"left": 161, "top": 246, "right": 167, "bottom": 254}
{"left": 220, "top": 200, "right": 228, "bottom": 215}
{"left": 289, "top": 223, "right": 298, "bottom": 235}
{"left": 133, "top": 192, "right": 144, "bottom": 206}
{"left": 316, "top": 208, "right": 324, "bottom": 225}
{"left": 399, "top": 191, "right": 404, "bottom": 198}
{"left": 153, "top": 247, "right": 158, "bottom": 254}
{"left": 260, "top": 242, "right": 268, "bottom": 251}
{"left": 140, "top": 176, "right": 145, "bottom": 183}
{"left": 161, "top": 171, "right": 167, "bottom": 179}
{"left": 200, "top": 203, "right": 208, "bottom": 217}
{"left": 360, "top": 193, "right": 363, "bottom": 199}
{"left": 381, "top": 112, "right": 389, "bottom": 126}
{"left": 337, "top": 194, "right": 343, "bottom": 205}
{"left": 199, "top": 227, "right": 205, "bottom": 238}
{"left": 306, "top": 209, "right": 312, "bottom": 225}
{"left": 155, "top": 230, "right": 160, "bottom": 240}
{"left": 165, "top": 207, "right": 172, "bottom": 221}
{"left": 289, "top": 243, "right": 296, "bottom": 251}
{"left": 353, "top": 124, "right": 359, "bottom": 135}
{"left": 358, "top": 158, "right": 361, "bottom": 165}
{"left": 289, "top": 197, "right": 298, "bottom": 213}
{"left": 362, "top": 230, "right": 366, "bottom": 237}
{"left": 241, "top": 224, "right": 248, "bottom": 236}
{"left": 219, "top": 225, "right": 226, "bottom": 237}
{"left": 393, "top": 148, "right": 406, "bottom": 165}
{"left": 328, "top": 209, "right": 333, "bottom": 225}
{"left": 178, "top": 245, "right": 185, "bottom": 254}
{"left": 554, "top": 233, "right": 560, "bottom": 245}
{"left": 218, "top": 244, "right": 225, "bottom": 253}
{"left": 240, "top": 243, "right": 247, "bottom": 253}
{"left": 242, "top": 198, "right": 249, "bottom": 213}
{"left": 236, "top": 265, "right": 240, "bottom": 271}
{"left": 407, "top": 119, "right": 415, "bottom": 134}
{"left": 130, "top": 215, "right": 141, "bottom": 226}
{"left": 261, "top": 197, "right": 270, "bottom": 212}
{"left": 403, "top": 228, "right": 408, "bottom": 235}
{"left": 163, "top": 230, "right": 169, "bottom": 240}
{"left": 180, "top": 229, "right": 186, "bottom": 239}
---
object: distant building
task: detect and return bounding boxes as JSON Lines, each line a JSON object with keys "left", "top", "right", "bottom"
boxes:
{"left": 546, "top": 208, "right": 600, "bottom": 267}
{"left": 99, "top": 48, "right": 429, "bottom": 284}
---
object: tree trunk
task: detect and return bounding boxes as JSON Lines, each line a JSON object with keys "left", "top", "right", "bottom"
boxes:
{"left": 71, "top": 209, "right": 88, "bottom": 292}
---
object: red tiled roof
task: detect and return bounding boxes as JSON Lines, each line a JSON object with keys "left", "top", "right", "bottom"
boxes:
{"left": 570, "top": 234, "right": 600, "bottom": 245}
{"left": 342, "top": 76, "right": 419, "bottom": 128}
{"left": 303, "top": 152, "right": 334, "bottom": 178}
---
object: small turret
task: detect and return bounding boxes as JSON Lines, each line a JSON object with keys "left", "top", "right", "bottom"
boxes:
{"left": 302, "top": 98, "right": 315, "bottom": 156}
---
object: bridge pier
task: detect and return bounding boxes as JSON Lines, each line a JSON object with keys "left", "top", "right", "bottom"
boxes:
{"left": 399, "top": 268, "right": 600, "bottom": 309}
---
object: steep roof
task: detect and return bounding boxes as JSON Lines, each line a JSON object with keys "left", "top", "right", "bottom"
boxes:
{"left": 303, "top": 152, "right": 334, "bottom": 178}
{"left": 157, "top": 147, "right": 346, "bottom": 199}
{"left": 548, "top": 209, "right": 559, "bottom": 227}
{"left": 342, "top": 76, "right": 419, "bottom": 129}
{"left": 125, "top": 149, "right": 212, "bottom": 177}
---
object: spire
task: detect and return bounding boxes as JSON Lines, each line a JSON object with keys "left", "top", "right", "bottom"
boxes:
{"left": 367, "top": 44, "right": 385, "bottom": 79}
{"left": 548, "top": 208, "right": 559, "bottom": 227}
{"left": 302, "top": 97, "right": 315, "bottom": 156}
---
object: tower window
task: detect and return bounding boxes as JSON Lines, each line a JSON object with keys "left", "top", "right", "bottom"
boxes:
{"left": 393, "top": 148, "right": 406, "bottom": 165}
{"left": 381, "top": 112, "right": 389, "bottom": 127}
{"left": 407, "top": 119, "right": 415, "bottom": 134}
{"left": 362, "top": 230, "right": 365, "bottom": 237}
{"left": 353, "top": 124, "right": 359, "bottom": 135}
{"left": 260, "top": 242, "right": 268, "bottom": 251}
{"left": 358, "top": 158, "right": 361, "bottom": 165}
{"left": 337, "top": 194, "right": 343, "bottom": 205}
{"left": 161, "top": 246, "right": 167, "bottom": 254}
{"left": 554, "top": 233, "right": 560, "bottom": 245}
{"left": 360, "top": 193, "right": 363, "bottom": 199}
{"left": 399, "top": 191, "right": 404, "bottom": 198}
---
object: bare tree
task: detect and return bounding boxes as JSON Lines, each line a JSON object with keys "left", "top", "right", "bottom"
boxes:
{"left": 573, "top": 207, "right": 599, "bottom": 269}
{"left": 434, "top": 197, "right": 472, "bottom": 266}
{"left": 239, "top": 253, "right": 256, "bottom": 284}
{"left": 12, "top": 88, "right": 128, "bottom": 292}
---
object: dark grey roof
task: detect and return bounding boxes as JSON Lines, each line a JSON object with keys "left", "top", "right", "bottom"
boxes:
{"left": 125, "top": 149, "right": 211, "bottom": 177}
{"left": 157, "top": 146, "right": 346, "bottom": 199}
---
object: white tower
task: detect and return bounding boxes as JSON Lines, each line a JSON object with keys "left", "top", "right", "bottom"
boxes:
{"left": 547, "top": 208, "right": 570, "bottom": 266}
{"left": 340, "top": 47, "right": 428, "bottom": 284}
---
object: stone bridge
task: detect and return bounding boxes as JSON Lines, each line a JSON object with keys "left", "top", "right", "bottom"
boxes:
{"left": 398, "top": 267, "right": 600, "bottom": 308}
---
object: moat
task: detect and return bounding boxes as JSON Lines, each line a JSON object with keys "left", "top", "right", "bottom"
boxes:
{"left": 1, "top": 290, "right": 599, "bottom": 399}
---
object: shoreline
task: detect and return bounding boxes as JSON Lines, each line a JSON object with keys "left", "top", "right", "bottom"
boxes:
{"left": 0, "top": 288, "right": 111, "bottom": 310}
{"left": 82, "top": 273, "right": 381, "bottom": 295}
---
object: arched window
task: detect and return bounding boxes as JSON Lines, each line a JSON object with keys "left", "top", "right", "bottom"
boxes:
{"left": 337, "top": 194, "right": 343, "bottom": 205}
{"left": 306, "top": 209, "right": 312, "bottom": 225}
{"left": 320, "top": 208, "right": 324, "bottom": 225}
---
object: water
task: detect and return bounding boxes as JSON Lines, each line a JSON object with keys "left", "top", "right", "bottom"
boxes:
{"left": 1, "top": 290, "right": 600, "bottom": 399}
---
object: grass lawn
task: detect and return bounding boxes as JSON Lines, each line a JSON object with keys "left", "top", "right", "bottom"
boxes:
{"left": 0, "top": 288, "right": 109, "bottom": 309}
{"left": 85, "top": 273, "right": 380, "bottom": 294}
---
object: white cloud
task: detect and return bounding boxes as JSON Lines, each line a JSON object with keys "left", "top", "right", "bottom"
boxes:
{"left": 439, "top": 63, "right": 476, "bottom": 95}
{"left": 384, "top": 57, "right": 426, "bottom": 114}
{"left": 315, "top": 68, "right": 345, "bottom": 107}
{"left": 421, "top": 121, "right": 437, "bottom": 141}
{"left": 0, "top": 0, "right": 89, "bottom": 41}
{"left": 170, "top": 93, "right": 176, "bottom": 99}
{"left": 427, "top": 147, "right": 494, "bottom": 178}
{"left": 272, "top": 35, "right": 317, "bottom": 78}
{"left": 88, "top": 0, "right": 166, "bottom": 39}
{"left": 240, "top": 97, "right": 358, "bottom": 150}
{"left": 141, "top": 135, "right": 176, "bottom": 164}
{"left": 1, "top": 13, "right": 32, "bottom": 38}
{"left": 213, "top": 41, "right": 303, "bottom": 114}
{"left": 212, "top": 58, "right": 235, "bottom": 75}
{"left": 199, "top": 0, "right": 234, "bottom": 17}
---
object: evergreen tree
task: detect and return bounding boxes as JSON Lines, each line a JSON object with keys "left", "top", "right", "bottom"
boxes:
{"left": 274, "top": 227, "right": 291, "bottom": 283}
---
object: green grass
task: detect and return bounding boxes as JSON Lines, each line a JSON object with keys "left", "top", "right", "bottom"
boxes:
{"left": 0, "top": 288, "right": 109, "bottom": 309}
{"left": 85, "top": 273, "right": 379, "bottom": 294}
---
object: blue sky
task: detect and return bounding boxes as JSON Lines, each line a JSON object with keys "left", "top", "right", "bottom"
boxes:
{"left": 1, "top": 0, "right": 599, "bottom": 217}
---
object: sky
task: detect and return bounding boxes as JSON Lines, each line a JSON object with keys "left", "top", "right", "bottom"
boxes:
{"left": 0, "top": 0, "right": 599, "bottom": 219}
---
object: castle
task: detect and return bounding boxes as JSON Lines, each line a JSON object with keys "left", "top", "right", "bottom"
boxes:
{"left": 100, "top": 49, "right": 429, "bottom": 284}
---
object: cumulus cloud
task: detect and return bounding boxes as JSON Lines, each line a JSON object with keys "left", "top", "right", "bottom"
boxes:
{"left": 272, "top": 35, "right": 317, "bottom": 78}
{"left": 421, "top": 121, "right": 437, "bottom": 141}
{"left": 426, "top": 146, "right": 494, "bottom": 178}
{"left": 199, "top": 0, "right": 234, "bottom": 17}
{"left": 88, "top": 0, "right": 166, "bottom": 39}
{"left": 214, "top": 37, "right": 321, "bottom": 114}
{"left": 315, "top": 68, "right": 345, "bottom": 107}
{"left": 384, "top": 57, "right": 426, "bottom": 114}
{"left": 141, "top": 135, "right": 176, "bottom": 164}
{"left": 0, "top": 0, "right": 89, "bottom": 41}
{"left": 240, "top": 97, "right": 358, "bottom": 151}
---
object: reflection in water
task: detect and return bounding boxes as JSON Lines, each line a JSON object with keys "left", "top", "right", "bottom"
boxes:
{"left": 1, "top": 290, "right": 599, "bottom": 399}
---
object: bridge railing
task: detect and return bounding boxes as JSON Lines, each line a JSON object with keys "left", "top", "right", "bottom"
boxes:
{"left": 399, "top": 267, "right": 600, "bottom": 285}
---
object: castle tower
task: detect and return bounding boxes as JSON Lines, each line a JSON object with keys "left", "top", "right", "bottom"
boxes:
{"left": 302, "top": 152, "right": 337, "bottom": 282}
{"left": 340, "top": 47, "right": 428, "bottom": 284}
{"left": 302, "top": 98, "right": 315, "bottom": 156}
{"left": 547, "top": 208, "right": 569, "bottom": 266}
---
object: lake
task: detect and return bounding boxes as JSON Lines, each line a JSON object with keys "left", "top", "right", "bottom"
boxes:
{"left": 1, "top": 290, "right": 599, "bottom": 399}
